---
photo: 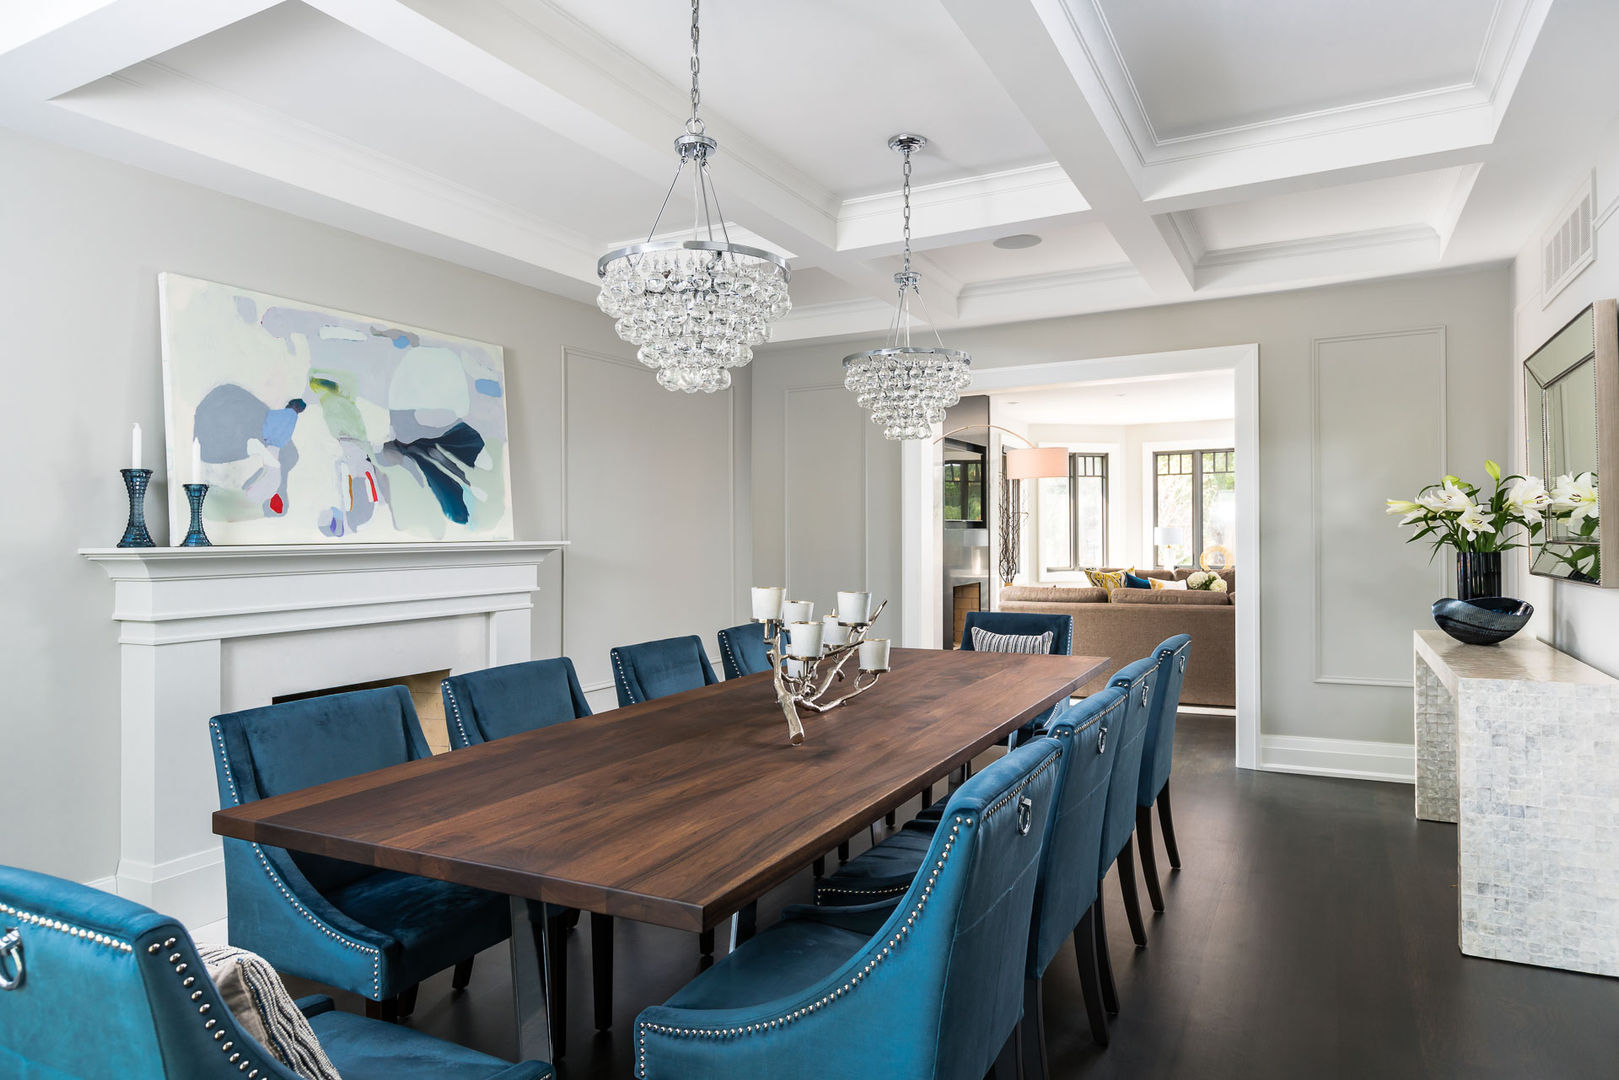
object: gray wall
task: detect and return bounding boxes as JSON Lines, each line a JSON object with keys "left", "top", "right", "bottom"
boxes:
{"left": 754, "top": 266, "right": 1512, "bottom": 749}
{"left": 1511, "top": 119, "right": 1619, "bottom": 675}
{"left": 0, "top": 130, "right": 746, "bottom": 882}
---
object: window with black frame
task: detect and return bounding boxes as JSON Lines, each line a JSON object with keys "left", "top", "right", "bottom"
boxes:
{"left": 941, "top": 439, "right": 986, "bottom": 525}
{"left": 1039, "top": 452, "right": 1108, "bottom": 572}
{"left": 1154, "top": 448, "right": 1236, "bottom": 568}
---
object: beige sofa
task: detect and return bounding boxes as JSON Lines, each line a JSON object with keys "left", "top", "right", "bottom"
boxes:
{"left": 998, "top": 567, "right": 1235, "bottom": 707}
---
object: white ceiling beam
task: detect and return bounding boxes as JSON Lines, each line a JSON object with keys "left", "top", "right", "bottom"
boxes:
{"left": 938, "top": 0, "right": 1195, "bottom": 299}
{"left": 836, "top": 162, "right": 1089, "bottom": 253}
{"left": 0, "top": 0, "right": 279, "bottom": 100}
{"left": 301, "top": 0, "right": 899, "bottom": 305}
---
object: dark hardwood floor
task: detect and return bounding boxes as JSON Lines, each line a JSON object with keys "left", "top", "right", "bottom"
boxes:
{"left": 286, "top": 713, "right": 1619, "bottom": 1078}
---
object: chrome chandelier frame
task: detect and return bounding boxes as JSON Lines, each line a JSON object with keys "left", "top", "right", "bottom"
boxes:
{"left": 843, "top": 134, "right": 972, "bottom": 439}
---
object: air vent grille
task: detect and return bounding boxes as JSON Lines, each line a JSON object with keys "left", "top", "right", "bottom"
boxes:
{"left": 1542, "top": 175, "right": 1595, "bottom": 307}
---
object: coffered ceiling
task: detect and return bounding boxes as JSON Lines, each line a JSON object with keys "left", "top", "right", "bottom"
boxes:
{"left": 1, "top": 0, "right": 1614, "bottom": 343}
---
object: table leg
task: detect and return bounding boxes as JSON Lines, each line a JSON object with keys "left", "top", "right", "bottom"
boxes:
{"left": 508, "top": 896, "right": 555, "bottom": 1064}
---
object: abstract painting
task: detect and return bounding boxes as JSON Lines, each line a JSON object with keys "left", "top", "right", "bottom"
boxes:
{"left": 158, "top": 274, "right": 513, "bottom": 544}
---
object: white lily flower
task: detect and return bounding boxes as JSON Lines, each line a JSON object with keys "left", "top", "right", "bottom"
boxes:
{"left": 1550, "top": 472, "right": 1599, "bottom": 525}
{"left": 1386, "top": 498, "right": 1428, "bottom": 525}
{"left": 1456, "top": 505, "right": 1496, "bottom": 541}
{"left": 1504, "top": 476, "right": 1551, "bottom": 523}
{"left": 1419, "top": 480, "right": 1473, "bottom": 515}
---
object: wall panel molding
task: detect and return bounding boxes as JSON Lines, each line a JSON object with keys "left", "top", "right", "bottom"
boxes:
{"left": 1311, "top": 327, "right": 1448, "bottom": 687}
{"left": 783, "top": 384, "right": 868, "bottom": 598}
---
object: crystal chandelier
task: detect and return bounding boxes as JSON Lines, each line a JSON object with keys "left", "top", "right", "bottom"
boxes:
{"left": 843, "top": 134, "right": 972, "bottom": 439}
{"left": 596, "top": 0, "right": 791, "bottom": 394}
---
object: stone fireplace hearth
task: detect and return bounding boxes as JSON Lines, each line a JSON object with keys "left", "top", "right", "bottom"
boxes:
{"left": 82, "top": 540, "right": 565, "bottom": 929}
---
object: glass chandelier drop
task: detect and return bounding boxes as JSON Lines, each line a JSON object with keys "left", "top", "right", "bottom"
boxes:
{"left": 843, "top": 134, "right": 972, "bottom": 440}
{"left": 596, "top": 0, "right": 791, "bottom": 393}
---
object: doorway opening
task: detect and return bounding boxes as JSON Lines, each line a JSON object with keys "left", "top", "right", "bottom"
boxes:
{"left": 900, "top": 344, "right": 1261, "bottom": 768}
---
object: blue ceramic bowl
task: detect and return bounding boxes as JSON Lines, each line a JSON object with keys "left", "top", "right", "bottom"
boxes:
{"left": 1431, "top": 596, "right": 1533, "bottom": 646}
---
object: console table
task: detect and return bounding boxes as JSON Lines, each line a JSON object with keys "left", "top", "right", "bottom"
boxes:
{"left": 1413, "top": 630, "right": 1619, "bottom": 976}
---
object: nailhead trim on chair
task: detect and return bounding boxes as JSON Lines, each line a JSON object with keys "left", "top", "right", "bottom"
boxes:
{"left": 441, "top": 681, "right": 473, "bottom": 747}
{"left": 636, "top": 751, "right": 1061, "bottom": 1078}
{"left": 0, "top": 901, "right": 133, "bottom": 952}
{"left": 611, "top": 649, "right": 640, "bottom": 704}
{"left": 210, "top": 719, "right": 385, "bottom": 999}
{"left": 148, "top": 934, "right": 265, "bottom": 1077}
{"left": 718, "top": 632, "right": 739, "bottom": 677}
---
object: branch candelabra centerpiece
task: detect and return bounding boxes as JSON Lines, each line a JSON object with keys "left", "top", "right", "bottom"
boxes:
{"left": 750, "top": 587, "right": 891, "bottom": 745}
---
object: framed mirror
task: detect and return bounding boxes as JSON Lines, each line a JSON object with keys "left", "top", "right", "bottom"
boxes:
{"left": 1525, "top": 299, "right": 1616, "bottom": 585}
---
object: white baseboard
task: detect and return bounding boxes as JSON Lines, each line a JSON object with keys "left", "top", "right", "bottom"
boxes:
{"left": 116, "top": 847, "right": 226, "bottom": 930}
{"left": 1259, "top": 735, "right": 1415, "bottom": 784}
{"left": 82, "top": 875, "right": 118, "bottom": 893}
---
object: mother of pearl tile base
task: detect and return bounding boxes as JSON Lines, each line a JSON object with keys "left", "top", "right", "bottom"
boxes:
{"left": 1414, "top": 630, "right": 1619, "bottom": 978}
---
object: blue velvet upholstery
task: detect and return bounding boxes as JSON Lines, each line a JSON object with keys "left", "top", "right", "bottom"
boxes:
{"left": 210, "top": 687, "right": 510, "bottom": 1002}
{"left": 441, "top": 658, "right": 592, "bottom": 749}
{"left": 716, "top": 623, "right": 770, "bottom": 679}
{"left": 960, "top": 611, "right": 1075, "bottom": 738}
{"left": 0, "top": 866, "right": 550, "bottom": 1080}
{"left": 634, "top": 739, "right": 1064, "bottom": 1080}
{"left": 1098, "top": 658, "right": 1158, "bottom": 876}
{"left": 812, "top": 689, "right": 1125, "bottom": 983}
{"left": 1138, "top": 635, "right": 1192, "bottom": 807}
{"left": 610, "top": 635, "right": 719, "bottom": 706}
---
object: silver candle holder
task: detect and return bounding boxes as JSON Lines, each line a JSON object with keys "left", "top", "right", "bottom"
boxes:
{"left": 753, "top": 589, "right": 891, "bottom": 745}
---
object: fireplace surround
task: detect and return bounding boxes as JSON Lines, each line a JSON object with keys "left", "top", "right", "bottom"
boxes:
{"left": 81, "top": 540, "right": 565, "bottom": 928}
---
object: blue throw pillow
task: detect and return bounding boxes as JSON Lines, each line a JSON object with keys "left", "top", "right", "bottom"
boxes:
{"left": 1124, "top": 571, "right": 1153, "bottom": 589}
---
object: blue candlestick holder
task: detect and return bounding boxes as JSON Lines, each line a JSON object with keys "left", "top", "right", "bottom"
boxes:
{"left": 181, "top": 483, "right": 212, "bottom": 547}
{"left": 118, "top": 468, "right": 155, "bottom": 548}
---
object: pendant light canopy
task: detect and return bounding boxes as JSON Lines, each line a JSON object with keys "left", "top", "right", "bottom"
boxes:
{"left": 597, "top": 0, "right": 791, "bottom": 393}
{"left": 843, "top": 134, "right": 972, "bottom": 439}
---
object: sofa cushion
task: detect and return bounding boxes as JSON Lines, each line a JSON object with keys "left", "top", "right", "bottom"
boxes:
{"left": 998, "top": 586, "right": 1109, "bottom": 604}
{"left": 1148, "top": 577, "right": 1188, "bottom": 590}
{"left": 1111, "top": 588, "right": 1230, "bottom": 606}
{"left": 1122, "top": 571, "right": 1153, "bottom": 589}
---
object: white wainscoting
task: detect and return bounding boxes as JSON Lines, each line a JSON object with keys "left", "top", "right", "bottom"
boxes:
{"left": 1259, "top": 735, "right": 1416, "bottom": 783}
{"left": 563, "top": 348, "right": 738, "bottom": 713}
{"left": 1312, "top": 327, "right": 1449, "bottom": 688}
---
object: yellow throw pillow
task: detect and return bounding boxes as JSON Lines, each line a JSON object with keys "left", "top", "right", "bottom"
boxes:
{"left": 1148, "top": 576, "right": 1188, "bottom": 591}
{"left": 1084, "top": 568, "right": 1126, "bottom": 591}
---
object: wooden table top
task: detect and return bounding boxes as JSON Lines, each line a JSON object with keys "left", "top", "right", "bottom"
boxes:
{"left": 212, "top": 647, "right": 1107, "bottom": 932}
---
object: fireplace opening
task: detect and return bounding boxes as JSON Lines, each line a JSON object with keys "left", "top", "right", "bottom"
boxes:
{"left": 273, "top": 669, "right": 454, "bottom": 754}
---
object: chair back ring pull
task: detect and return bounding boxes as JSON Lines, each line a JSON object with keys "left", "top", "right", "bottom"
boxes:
{"left": 0, "top": 928, "right": 24, "bottom": 990}
{"left": 1017, "top": 796, "right": 1034, "bottom": 836}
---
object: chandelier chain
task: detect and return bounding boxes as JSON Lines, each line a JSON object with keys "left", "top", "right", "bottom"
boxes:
{"left": 900, "top": 145, "right": 913, "bottom": 277}
{"left": 688, "top": 0, "right": 703, "bottom": 133}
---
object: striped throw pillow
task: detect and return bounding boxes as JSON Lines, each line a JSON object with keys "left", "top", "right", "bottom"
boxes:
{"left": 970, "top": 627, "right": 1055, "bottom": 654}
{"left": 198, "top": 943, "right": 343, "bottom": 1080}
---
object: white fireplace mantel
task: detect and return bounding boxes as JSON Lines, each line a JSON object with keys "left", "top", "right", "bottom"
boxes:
{"left": 82, "top": 540, "right": 566, "bottom": 928}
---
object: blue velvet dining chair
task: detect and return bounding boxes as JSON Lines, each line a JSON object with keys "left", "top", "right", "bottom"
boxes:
{"left": 0, "top": 865, "right": 551, "bottom": 1080}
{"left": 1135, "top": 635, "right": 1192, "bottom": 913}
{"left": 959, "top": 611, "right": 1074, "bottom": 746}
{"left": 442, "top": 656, "right": 592, "bottom": 749}
{"left": 1091, "top": 654, "right": 1160, "bottom": 1017}
{"left": 441, "top": 658, "right": 598, "bottom": 1052}
{"left": 715, "top": 623, "right": 770, "bottom": 679}
{"left": 610, "top": 635, "right": 719, "bottom": 706}
{"left": 811, "top": 687, "right": 1129, "bottom": 1065}
{"left": 209, "top": 686, "right": 510, "bottom": 1022}
{"left": 633, "top": 737, "right": 1064, "bottom": 1080}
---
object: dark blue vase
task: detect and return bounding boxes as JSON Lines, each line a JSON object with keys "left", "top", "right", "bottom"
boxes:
{"left": 118, "top": 469, "right": 155, "bottom": 548}
{"left": 1455, "top": 550, "right": 1502, "bottom": 601}
{"left": 181, "top": 484, "right": 211, "bottom": 547}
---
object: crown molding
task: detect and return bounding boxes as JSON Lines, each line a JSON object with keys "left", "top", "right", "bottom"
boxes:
{"left": 836, "top": 161, "right": 1088, "bottom": 251}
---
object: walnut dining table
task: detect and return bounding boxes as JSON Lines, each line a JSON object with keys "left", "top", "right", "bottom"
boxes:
{"left": 212, "top": 646, "right": 1108, "bottom": 1062}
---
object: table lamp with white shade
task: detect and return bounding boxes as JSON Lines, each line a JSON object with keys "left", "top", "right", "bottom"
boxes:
{"left": 1153, "top": 525, "right": 1187, "bottom": 568}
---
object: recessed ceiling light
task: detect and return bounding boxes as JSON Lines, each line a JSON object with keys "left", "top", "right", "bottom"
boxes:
{"left": 992, "top": 233, "right": 1042, "bottom": 250}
